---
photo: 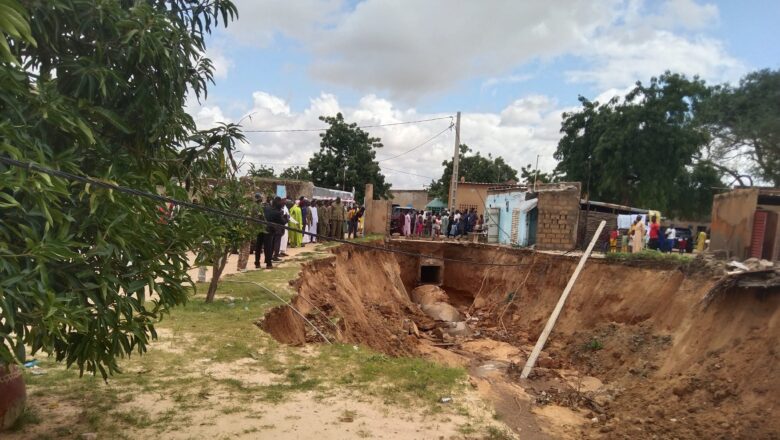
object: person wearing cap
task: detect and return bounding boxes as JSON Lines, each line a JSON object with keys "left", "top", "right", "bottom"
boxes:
{"left": 331, "top": 197, "right": 345, "bottom": 239}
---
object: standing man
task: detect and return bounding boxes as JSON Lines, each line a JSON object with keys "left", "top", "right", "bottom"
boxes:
{"left": 441, "top": 211, "right": 449, "bottom": 240}
{"left": 236, "top": 193, "right": 260, "bottom": 272}
{"left": 289, "top": 198, "right": 303, "bottom": 248}
{"left": 648, "top": 216, "right": 660, "bottom": 250}
{"left": 631, "top": 215, "right": 646, "bottom": 253}
{"left": 320, "top": 200, "right": 331, "bottom": 239}
{"left": 331, "top": 197, "right": 345, "bottom": 240}
{"left": 299, "top": 197, "right": 310, "bottom": 246}
{"left": 308, "top": 200, "right": 318, "bottom": 244}
{"left": 403, "top": 210, "right": 411, "bottom": 236}
{"left": 665, "top": 224, "right": 677, "bottom": 253}
{"left": 263, "top": 197, "right": 286, "bottom": 269}
{"left": 275, "top": 198, "right": 290, "bottom": 259}
{"left": 254, "top": 194, "right": 270, "bottom": 269}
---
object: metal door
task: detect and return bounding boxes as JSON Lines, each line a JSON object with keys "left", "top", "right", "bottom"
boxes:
{"left": 750, "top": 210, "right": 767, "bottom": 259}
{"left": 487, "top": 207, "right": 500, "bottom": 243}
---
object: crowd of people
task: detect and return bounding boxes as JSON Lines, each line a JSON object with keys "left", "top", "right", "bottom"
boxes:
{"left": 401, "top": 208, "right": 485, "bottom": 240}
{"left": 607, "top": 215, "right": 709, "bottom": 254}
{"left": 236, "top": 194, "right": 365, "bottom": 270}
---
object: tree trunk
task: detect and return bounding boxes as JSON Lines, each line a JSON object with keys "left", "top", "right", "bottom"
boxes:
{"left": 205, "top": 249, "right": 229, "bottom": 303}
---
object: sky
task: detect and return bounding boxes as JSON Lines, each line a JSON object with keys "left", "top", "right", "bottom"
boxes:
{"left": 188, "top": 0, "right": 780, "bottom": 190}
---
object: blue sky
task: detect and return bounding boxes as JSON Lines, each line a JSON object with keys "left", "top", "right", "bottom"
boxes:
{"left": 190, "top": 0, "right": 779, "bottom": 187}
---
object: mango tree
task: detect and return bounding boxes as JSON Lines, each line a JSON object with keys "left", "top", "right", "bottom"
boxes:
{"left": 0, "top": 0, "right": 242, "bottom": 377}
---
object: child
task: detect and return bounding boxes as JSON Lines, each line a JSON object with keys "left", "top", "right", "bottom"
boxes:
{"left": 609, "top": 228, "right": 619, "bottom": 253}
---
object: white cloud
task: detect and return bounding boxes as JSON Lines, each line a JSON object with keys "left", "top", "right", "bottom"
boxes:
{"left": 189, "top": 104, "right": 228, "bottom": 129}
{"left": 481, "top": 74, "right": 534, "bottom": 91}
{"left": 191, "top": 91, "right": 573, "bottom": 188}
{"left": 656, "top": 0, "right": 719, "bottom": 30}
{"left": 226, "top": 0, "right": 345, "bottom": 46}
{"left": 565, "top": 0, "right": 743, "bottom": 89}
{"left": 223, "top": 0, "right": 742, "bottom": 100}
{"left": 206, "top": 47, "right": 233, "bottom": 80}
{"left": 567, "top": 31, "right": 744, "bottom": 89}
{"left": 307, "top": 0, "right": 619, "bottom": 100}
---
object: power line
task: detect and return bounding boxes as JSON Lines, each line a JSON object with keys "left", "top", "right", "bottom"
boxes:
{"left": 0, "top": 156, "right": 533, "bottom": 267}
{"left": 381, "top": 166, "right": 435, "bottom": 180}
{"left": 376, "top": 123, "right": 453, "bottom": 163}
{"left": 243, "top": 116, "right": 453, "bottom": 133}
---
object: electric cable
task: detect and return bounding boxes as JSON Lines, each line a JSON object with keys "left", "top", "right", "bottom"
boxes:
{"left": 244, "top": 116, "right": 453, "bottom": 133}
{"left": 0, "top": 156, "right": 534, "bottom": 268}
{"left": 376, "top": 123, "right": 453, "bottom": 162}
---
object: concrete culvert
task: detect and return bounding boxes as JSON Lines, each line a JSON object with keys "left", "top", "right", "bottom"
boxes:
{"left": 418, "top": 256, "right": 443, "bottom": 285}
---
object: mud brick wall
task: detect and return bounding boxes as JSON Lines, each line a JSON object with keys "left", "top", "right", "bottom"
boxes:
{"left": 535, "top": 183, "right": 581, "bottom": 251}
{"left": 577, "top": 210, "right": 616, "bottom": 251}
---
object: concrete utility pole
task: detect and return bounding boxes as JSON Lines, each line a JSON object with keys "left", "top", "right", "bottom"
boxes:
{"left": 520, "top": 220, "right": 607, "bottom": 379}
{"left": 448, "top": 111, "right": 461, "bottom": 210}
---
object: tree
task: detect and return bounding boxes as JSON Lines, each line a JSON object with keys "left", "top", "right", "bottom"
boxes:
{"left": 247, "top": 163, "right": 276, "bottom": 178}
{"left": 0, "top": 0, "right": 239, "bottom": 377}
{"left": 308, "top": 113, "right": 390, "bottom": 201}
{"left": 279, "top": 166, "right": 312, "bottom": 181}
{"left": 428, "top": 144, "right": 518, "bottom": 200}
{"left": 554, "top": 72, "right": 717, "bottom": 218}
{"left": 195, "top": 178, "right": 259, "bottom": 303}
{"left": 520, "top": 163, "right": 559, "bottom": 186}
{"left": 700, "top": 69, "right": 780, "bottom": 186}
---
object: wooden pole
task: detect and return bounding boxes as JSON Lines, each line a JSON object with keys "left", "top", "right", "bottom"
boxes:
{"left": 448, "top": 111, "right": 461, "bottom": 210}
{"left": 520, "top": 220, "right": 606, "bottom": 379}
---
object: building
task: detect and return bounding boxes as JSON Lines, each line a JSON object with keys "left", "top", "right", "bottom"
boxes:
{"left": 484, "top": 187, "right": 537, "bottom": 246}
{"left": 577, "top": 200, "right": 647, "bottom": 250}
{"left": 241, "top": 176, "right": 314, "bottom": 200}
{"left": 534, "top": 182, "right": 582, "bottom": 251}
{"left": 710, "top": 187, "right": 780, "bottom": 261}
{"left": 479, "top": 182, "right": 582, "bottom": 251}
{"left": 453, "top": 179, "right": 521, "bottom": 216}
{"left": 390, "top": 189, "right": 431, "bottom": 211}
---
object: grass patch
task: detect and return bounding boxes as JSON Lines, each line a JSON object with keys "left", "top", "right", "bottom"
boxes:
{"left": 312, "top": 344, "right": 466, "bottom": 406}
{"left": 605, "top": 249, "right": 693, "bottom": 264}
{"left": 485, "top": 425, "right": 516, "bottom": 439}
{"left": 10, "top": 407, "right": 42, "bottom": 431}
{"left": 583, "top": 338, "right": 604, "bottom": 351}
{"left": 15, "top": 242, "right": 488, "bottom": 437}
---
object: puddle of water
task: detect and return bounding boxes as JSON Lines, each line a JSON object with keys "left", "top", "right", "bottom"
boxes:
{"left": 473, "top": 361, "right": 508, "bottom": 378}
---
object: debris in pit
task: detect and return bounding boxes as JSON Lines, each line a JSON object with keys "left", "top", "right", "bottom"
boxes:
{"left": 421, "top": 302, "right": 463, "bottom": 322}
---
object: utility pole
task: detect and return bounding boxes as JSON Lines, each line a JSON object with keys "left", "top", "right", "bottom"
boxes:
{"left": 533, "top": 154, "right": 540, "bottom": 192}
{"left": 448, "top": 111, "right": 461, "bottom": 210}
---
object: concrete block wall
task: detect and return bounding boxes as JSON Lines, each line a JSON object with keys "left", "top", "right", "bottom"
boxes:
{"left": 577, "top": 210, "right": 617, "bottom": 250}
{"left": 364, "top": 184, "right": 391, "bottom": 235}
{"left": 535, "top": 182, "right": 581, "bottom": 251}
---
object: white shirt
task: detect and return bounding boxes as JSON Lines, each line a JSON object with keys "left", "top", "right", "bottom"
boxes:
{"left": 666, "top": 228, "right": 676, "bottom": 239}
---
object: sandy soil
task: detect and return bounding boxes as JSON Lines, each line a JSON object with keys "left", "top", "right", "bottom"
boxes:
{"left": 186, "top": 243, "right": 316, "bottom": 283}
{"left": 262, "top": 241, "right": 780, "bottom": 439}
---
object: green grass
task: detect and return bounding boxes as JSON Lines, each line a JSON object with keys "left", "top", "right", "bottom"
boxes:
{"left": 605, "top": 249, "right": 693, "bottom": 264}
{"left": 10, "top": 407, "right": 41, "bottom": 431}
{"left": 16, "top": 242, "right": 482, "bottom": 438}
{"left": 311, "top": 344, "right": 466, "bottom": 407}
{"left": 583, "top": 338, "right": 604, "bottom": 351}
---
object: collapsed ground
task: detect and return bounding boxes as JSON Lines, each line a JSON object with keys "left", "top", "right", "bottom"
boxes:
{"left": 8, "top": 243, "right": 512, "bottom": 440}
{"left": 262, "top": 240, "right": 780, "bottom": 439}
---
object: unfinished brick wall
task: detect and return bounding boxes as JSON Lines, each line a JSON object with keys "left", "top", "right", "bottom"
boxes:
{"left": 535, "top": 182, "right": 581, "bottom": 251}
{"left": 577, "top": 209, "right": 616, "bottom": 251}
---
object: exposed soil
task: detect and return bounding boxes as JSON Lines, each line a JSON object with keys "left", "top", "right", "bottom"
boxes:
{"left": 261, "top": 240, "right": 780, "bottom": 439}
